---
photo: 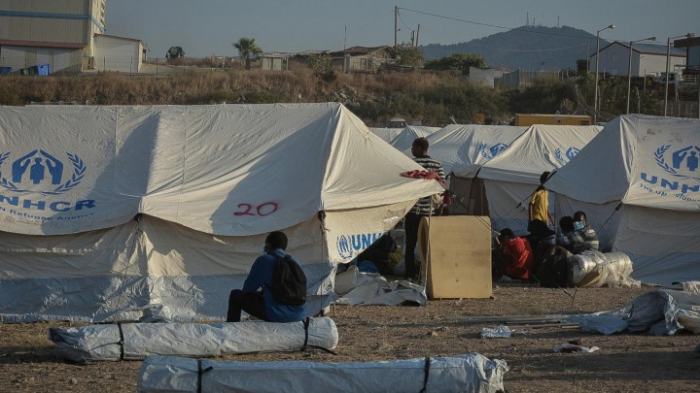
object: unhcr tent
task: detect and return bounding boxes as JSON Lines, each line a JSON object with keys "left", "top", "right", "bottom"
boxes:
{"left": 368, "top": 127, "right": 403, "bottom": 143}
{"left": 548, "top": 115, "right": 700, "bottom": 285}
{"left": 390, "top": 125, "right": 441, "bottom": 152}
{"left": 421, "top": 124, "right": 527, "bottom": 215}
{"left": 0, "top": 103, "right": 443, "bottom": 322}
{"left": 478, "top": 124, "right": 602, "bottom": 233}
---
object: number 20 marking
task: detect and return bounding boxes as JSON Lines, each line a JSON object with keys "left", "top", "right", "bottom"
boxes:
{"left": 234, "top": 202, "right": 279, "bottom": 217}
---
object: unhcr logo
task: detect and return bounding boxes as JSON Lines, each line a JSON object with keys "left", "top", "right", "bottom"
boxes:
{"left": 0, "top": 150, "right": 86, "bottom": 196}
{"left": 639, "top": 145, "right": 700, "bottom": 202}
{"left": 0, "top": 150, "right": 94, "bottom": 214}
{"left": 336, "top": 232, "right": 386, "bottom": 260}
{"left": 478, "top": 143, "right": 509, "bottom": 159}
{"left": 654, "top": 145, "right": 700, "bottom": 181}
{"left": 554, "top": 147, "right": 580, "bottom": 165}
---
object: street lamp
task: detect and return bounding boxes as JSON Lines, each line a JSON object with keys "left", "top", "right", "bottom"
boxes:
{"left": 594, "top": 24, "right": 615, "bottom": 124}
{"left": 665, "top": 33, "right": 695, "bottom": 117}
{"left": 626, "top": 36, "right": 656, "bottom": 114}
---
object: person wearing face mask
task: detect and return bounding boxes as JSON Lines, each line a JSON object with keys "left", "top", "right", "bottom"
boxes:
{"left": 573, "top": 211, "right": 599, "bottom": 251}
{"left": 226, "top": 231, "right": 306, "bottom": 323}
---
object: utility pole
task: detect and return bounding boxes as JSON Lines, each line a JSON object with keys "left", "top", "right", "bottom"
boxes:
{"left": 394, "top": 5, "right": 398, "bottom": 48}
{"left": 586, "top": 42, "right": 589, "bottom": 72}
{"left": 344, "top": 25, "right": 347, "bottom": 52}
{"left": 415, "top": 24, "right": 420, "bottom": 47}
{"left": 411, "top": 31, "right": 415, "bottom": 47}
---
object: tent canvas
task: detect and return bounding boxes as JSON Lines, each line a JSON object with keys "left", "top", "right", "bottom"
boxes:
{"left": 0, "top": 103, "right": 443, "bottom": 322}
{"left": 547, "top": 115, "right": 700, "bottom": 285}
{"left": 368, "top": 127, "right": 403, "bottom": 143}
{"left": 477, "top": 124, "right": 602, "bottom": 233}
{"left": 390, "top": 125, "right": 441, "bottom": 152}
{"left": 423, "top": 124, "right": 528, "bottom": 177}
{"left": 419, "top": 124, "right": 527, "bottom": 215}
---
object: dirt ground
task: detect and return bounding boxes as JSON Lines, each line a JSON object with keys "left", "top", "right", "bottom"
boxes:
{"left": 0, "top": 285, "right": 698, "bottom": 392}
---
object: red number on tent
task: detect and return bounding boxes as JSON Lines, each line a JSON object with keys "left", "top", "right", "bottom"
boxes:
{"left": 233, "top": 203, "right": 255, "bottom": 216}
{"left": 233, "top": 202, "right": 279, "bottom": 217}
{"left": 256, "top": 202, "right": 278, "bottom": 216}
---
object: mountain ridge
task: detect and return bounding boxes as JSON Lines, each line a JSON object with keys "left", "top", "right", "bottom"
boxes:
{"left": 421, "top": 25, "right": 606, "bottom": 71}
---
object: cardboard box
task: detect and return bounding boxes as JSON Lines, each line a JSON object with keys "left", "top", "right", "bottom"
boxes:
{"left": 418, "top": 216, "right": 492, "bottom": 299}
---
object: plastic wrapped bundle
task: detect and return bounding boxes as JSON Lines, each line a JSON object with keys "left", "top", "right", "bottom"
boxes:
{"left": 568, "top": 250, "right": 639, "bottom": 288}
{"left": 568, "top": 251, "right": 605, "bottom": 285}
{"left": 138, "top": 353, "right": 509, "bottom": 393}
{"left": 597, "top": 252, "right": 639, "bottom": 288}
{"left": 49, "top": 317, "right": 338, "bottom": 363}
{"left": 571, "top": 289, "right": 700, "bottom": 336}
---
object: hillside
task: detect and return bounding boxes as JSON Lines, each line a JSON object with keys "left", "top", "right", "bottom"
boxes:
{"left": 422, "top": 25, "right": 606, "bottom": 70}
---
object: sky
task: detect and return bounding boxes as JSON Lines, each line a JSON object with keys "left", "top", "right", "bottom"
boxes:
{"left": 104, "top": 0, "right": 700, "bottom": 59}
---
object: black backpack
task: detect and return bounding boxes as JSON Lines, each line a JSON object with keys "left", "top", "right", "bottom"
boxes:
{"left": 270, "top": 255, "right": 307, "bottom": 306}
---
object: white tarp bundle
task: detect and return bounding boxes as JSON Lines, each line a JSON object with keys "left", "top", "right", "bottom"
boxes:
{"left": 391, "top": 125, "right": 441, "bottom": 152}
{"left": 49, "top": 317, "right": 338, "bottom": 362}
{"left": 570, "top": 289, "right": 700, "bottom": 335}
{"left": 548, "top": 115, "right": 700, "bottom": 284}
{"left": 0, "top": 104, "right": 443, "bottom": 322}
{"left": 334, "top": 265, "right": 427, "bottom": 306}
{"left": 423, "top": 124, "right": 528, "bottom": 177}
{"left": 368, "top": 127, "right": 404, "bottom": 143}
{"left": 138, "top": 353, "right": 509, "bottom": 393}
{"left": 478, "top": 124, "right": 602, "bottom": 233}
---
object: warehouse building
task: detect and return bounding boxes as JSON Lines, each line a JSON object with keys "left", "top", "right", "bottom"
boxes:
{"left": 0, "top": 0, "right": 144, "bottom": 74}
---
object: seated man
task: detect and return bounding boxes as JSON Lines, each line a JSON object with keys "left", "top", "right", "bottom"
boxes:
{"left": 497, "top": 228, "right": 535, "bottom": 281}
{"left": 573, "top": 211, "right": 599, "bottom": 251}
{"left": 556, "top": 216, "right": 588, "bottom": 254}
{"left": 354, "top": 233, "right": 398, "bottom": 276}
{"left": 226, "top": 231, "right": 306, "bottom": 323}
{"left": 526, "top": 219, "right": 556, "bottom": 260}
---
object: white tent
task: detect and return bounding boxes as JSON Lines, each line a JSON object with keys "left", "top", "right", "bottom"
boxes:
{"left": 390, "top": 125, "right": 441, "bottom": 152}
{"left": 422, "top": 124, "right": 528, "bottom": 177}
{"left": 417, "top": 124, "right": 527, "bottom": 215}
{"left": 548, "top": 115, "right": 700, "bottom": 285}
{"left": 368, "top": 127, "right": 403, "bottom": 143}
{"left": 478, "top": 124, "right": 602, "bottom": 233}
{"left": 0, "top": 103, "right": 443, "bottom": 322}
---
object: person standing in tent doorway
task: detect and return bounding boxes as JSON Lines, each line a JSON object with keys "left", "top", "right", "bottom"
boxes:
{"left": 528, "top": 171, "right": 554, "bottom": 232}
{"left": 405, "top": 137, "right": 446, "bottom": 282}
{"left": 226, "top": 231, "right": 307, "bottom": 323}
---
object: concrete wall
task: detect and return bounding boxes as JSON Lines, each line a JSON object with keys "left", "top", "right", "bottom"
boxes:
{"left": 261, "top": 57, "right": 283, "bottom": 71}
{"left": 469, "top": 67, "right": 495, "bottom": 88}
{"left": 591, "top": 42, "right": 686, "bottom": 77}
{"left": 639, "top": 53, "right": 685, "bottom": 77}
{"left": 688, "top": 47, "right": 700, "bottom": 68}
{"left": 0, "top": 46, "right": 82, "bottom": 74}
{"left": 94, "top": 35, "right": 142, "bottom": 73}
{"left": 0, "top": 0, "right": 104, "bottom": 45}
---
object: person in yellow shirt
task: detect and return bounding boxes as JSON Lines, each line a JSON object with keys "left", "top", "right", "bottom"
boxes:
{"left": 528, "top": 171, "right": 554, "bottom": 230}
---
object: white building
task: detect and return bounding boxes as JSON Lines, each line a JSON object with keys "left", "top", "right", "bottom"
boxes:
{"left": 590, "top": 41, "right": 685, "bottom": 77}
{"left": 0, "top": 0, "right": 143, "bottom": 74}
{"left": 93, "top": 34, "right": 144, "bottom": 73}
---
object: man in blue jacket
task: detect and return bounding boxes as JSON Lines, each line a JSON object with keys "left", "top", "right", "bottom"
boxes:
{"left": 226, "top": 231, "right": 306, "bottom": 323}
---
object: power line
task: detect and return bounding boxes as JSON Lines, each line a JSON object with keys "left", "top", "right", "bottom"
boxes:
{"left": 398, "top": 9, "right": 413, "bottom": 31}
{"left": 319, "top": 9, "right": 395, "bottom": 51}
{"left": 399, "top": 7, "right": 598, "bottom": 41}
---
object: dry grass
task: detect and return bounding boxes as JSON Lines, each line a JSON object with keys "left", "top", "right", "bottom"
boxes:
{"left": 0, "top": 65, "right": 520, "bottom": 125}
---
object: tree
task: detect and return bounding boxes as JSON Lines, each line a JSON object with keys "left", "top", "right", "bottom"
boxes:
{"left": 233, "top": 37, "right": 263, "bottom": 70}
{"left": 308, "top": 53, "right": 333, "bottom": 76}
{"left": 391, "top": 44, "right": 423, "bottom": 67}
{"left": 423, "top": 53, "right": 486, "bottom": 74}
{"left": 575, "top": 58, "right": 589, "bottom": 76}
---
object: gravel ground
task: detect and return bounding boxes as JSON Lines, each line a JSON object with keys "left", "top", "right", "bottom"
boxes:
{"left": 0, "top": 286, "right": 698, "bottom": 392}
